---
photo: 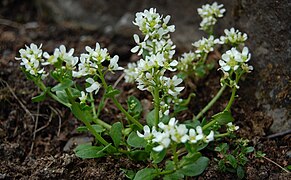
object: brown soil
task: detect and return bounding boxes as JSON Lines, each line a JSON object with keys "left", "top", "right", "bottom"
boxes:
{"left": 0, "top": 1, "right": 290, "bottom": 179}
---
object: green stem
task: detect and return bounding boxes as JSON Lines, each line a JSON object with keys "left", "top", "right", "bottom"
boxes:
{"left": 214, "top": 132, "right": 230, "bottom": 138}
{"left": 224, "top": 87, "right": 237, "bottom": 111}
{"left": 202, "top": 119, "right": 217, "bottom": 130}
{"left": 153, "top": 86, "right": 160, "bottom": 127}
{"left": 96, "top": 92, "right": 106, "bottom": 118}
{"left": 194, "top": 84, "right": 227, "bottom": 121}
{"left": 112, "top": 97, "right": 143, "bottom": 130}
{"left": 95, "top": 118, "right": 111, "bottom": 130}
{"left": 172, "top": 144, "right": 178, "bottom": 168}
{"left": 89, "top": 92, "right": 97, "bottom": 117}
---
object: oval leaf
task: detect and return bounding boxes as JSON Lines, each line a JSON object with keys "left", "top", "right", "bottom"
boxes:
{"left": 51, "top": 78, "right": 74, "bottom": 92}
{"left": 110, "top": 122, "right": 123, "bottom": 147}
{"left": 127, "top": 132, "right": 147, "bottom": 148}
{"left": 74, "top": 144, "right": 105, "bottom": 159}
{"left": 179, "top": 156, "right": 209, "bottom": 176}
{"left": 134, "top": 168, "right": 157, "bottom": 180}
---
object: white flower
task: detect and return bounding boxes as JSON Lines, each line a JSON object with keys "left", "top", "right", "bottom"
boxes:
{"left": 227, "top": 122, "right": 239, "bottom": 132}
{"left": 43, "top": 45, "right": 78, "bottom": 68}
{"left": 109, "top": 55, "right": 124, "bottom": 71}
{"left": 84, "top": 42, "right": 109, "bottom": 63}
{"left": 192, "top": 36, "right": 219, "bottom": 54}
{"left": 85, "top": 78, "right": 101, "bottom": 94}
{"left": 79, "top": 91, "right": 88, "bottom": 103}
{"left": 152, "top": 131, "right": 171, "bottom": 152}
{"left": 124, "top": 62, "right": 138, "bottom": 83}
{"left": 203, "top": 131, "right": 214, "bottom": 143}
{"left": 220, "top": 28, "right": 248, "bottom": 45}
{"left": 219, "top": 47, "right": 252, "bottom": 72}
{"left": 188, "top": 128, "right": 204, "bottom": 143}
{"left": 171, "top": 124, "right": 189, "bottom": 143}
{"left": 15, "top": 43, "right": 46, "bottom": 77}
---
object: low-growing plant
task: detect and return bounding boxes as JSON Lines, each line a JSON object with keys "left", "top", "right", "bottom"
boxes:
{"left": 15, "top": 2, "right": 254, "bottom": 179}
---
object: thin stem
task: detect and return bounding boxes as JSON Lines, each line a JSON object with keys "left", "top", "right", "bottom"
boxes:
{"left": 96, "top": 92, "right": 106, "bottom": 118}
{"left": 153, "top": 86, "right": 160, "bottom": 127}
{"left": 214, "top": 132, "right": 230, "bottom": 138}
{"left": 112, "top": 97, "right": 143, "bottom": 129}
{"left": 172, "top": 144, "right": 178, "bottom": 168}
{"left": 202, "top": 119, "right": 217, "bottom": 130}
{"left": 260, "top": 155, "right": 290, "bottom": 173}
{"left": 89, "top": 92, "right": 97, "bottom": 118}
{"left": 224, "top": 87, "right": 237, "bottom": 111}
{"left": 194, "top": 84, "right": 227, "bottom": 121}
{"left": 95, "top": 118, "right": 111, "bottom": 130}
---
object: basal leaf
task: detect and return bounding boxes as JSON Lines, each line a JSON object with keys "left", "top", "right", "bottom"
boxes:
{"left": 179, "top": 156, "right": 209, "bottom": 176}
{"left": 134, "top": 168, "right": 157, "bottom": 180}
{"left": 110, "top": 122, "right": 123, "bottom": 147}
{"left": 74, "top": 144, "right": 105, "bottom": 159}
{"left": 127, "top": 132, "right": 147, "bottom": 148}
{"left": 212, "top": 111, "right": 234, "bottom": 125}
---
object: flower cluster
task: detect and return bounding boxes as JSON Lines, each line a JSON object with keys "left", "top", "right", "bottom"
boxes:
{"left": 192, "top": 35, "right": 220, "bottom": 54}
{"left": 177, "top": 51, "right": 200, "bottom": 72}
{"left": 197, "top": 2, "right": 225, "bottom": 32}
{"left": 125, "top": 8, "right": 183, "bottom": 113}
{"left": 220, "top": 28, "right": 248, "bottom": 45}
{"left": 219, "top": 47, "right": 252, "bottom": 73}
{"left": 226, "top": 122, "right": 239, "bottom": 132}
{"left": 15, "top": 43, "right": 47, "bottom": 78}
{"left": 43, "top": 45, "right": 78, "bottom": 68}
{"left": 137, "top": 118, "right": 215, "bottom": 152}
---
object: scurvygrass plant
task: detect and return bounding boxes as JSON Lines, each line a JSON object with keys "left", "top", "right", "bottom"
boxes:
{"left": 16, "top": 2, "right": 253, "bottom": 179}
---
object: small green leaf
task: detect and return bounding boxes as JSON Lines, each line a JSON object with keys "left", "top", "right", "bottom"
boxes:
{"left": 56, "top": 90, "right": 70, "bottom": 104}
{"left": 127, "top": 132, "right": 147, "bottom": 148}
{"left": 286, "top": 165, "right": 291, "bottom": 170}
{"left": 245, "top": 146, "right": 254, "bottom": 153}
{"left": 74, "top": 144, "right": 105, "bottom": 159}
{"left": 127, "top": 96, "right": 143, "bottom": 118}
{"left": 227, "top": 154, "right": 237, "bottom": 168}
{"left": 76, "top": 124, "right": 104, "bottom": 133}
{"left": 70, "top": 87, "right": 81, "bottom": 98}
{"left": 179, "top": 152, "right": 202, "bottom": 167}
{"left": 32, "top": 88, "right": 50, "bottom": 102}
{"left": 163, "top": 172, "right": 184, "bottom": 180}
{"left": 110, "top": 122, "right": 123, "bottom": 147}
{"left": 146, "top": 110, "right": 155, "bottom": 127}
{"left": 105, "top": 85, "right": 120, "bottom": 98}
{"left": 71, "top": 102, "right": 93, "bottom": 123}
{"left": 237, "top": 165, "right": 245, "bottom": 179}
{"left": 51, "top": 78, "right": 74, "bottom": 92}
{"left": 212, "top": 111, "right": 234, "bottom": 125}
{"left": 134, "top": 168, "right": 157, "bottom": 180}
{"left": 129, "top": 150, "right": 149, "bottom": 161}
{"left": 176, "top": 72, "right": 187, "bottom": 80}
{"left": 151, "top": 149, "right": 166, "bottom": 164}
{"left": 121, "top": 168, "right": 135, "bottom": 180}
{"left": 178, "top": 156, "right": 209, "bottom": 176}
{"left": 218, "top": 159, "right": 226, "bottom": 171}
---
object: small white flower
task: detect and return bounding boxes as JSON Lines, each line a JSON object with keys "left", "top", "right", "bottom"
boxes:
{"left": 152, "top": 131, "right": 171, "bottom": 152}
{"left": 203, "top": 131, "right": 214, "bottom": 143}
{"left": 85, "top": 78, "right": 101, "bottom": 94}
{"left": 109, "top": 55, "right": 124, "bottom": 71}
{"left": 188, "top": 128, "right": 204, "bottom": 143}
{"left": 193, "top": 36, "right": 219, "bottom": 54}
{"left": 171, "top": 124, "right": 189, "bottom": 143}
{"left": 220, "top": 28, "right": 248, "bottom": 45}
{"left": 79, "top": 91, "right": 88, "bottom": 103}
{"left": 227, "top": 122, "right": 239, "bottom": 132}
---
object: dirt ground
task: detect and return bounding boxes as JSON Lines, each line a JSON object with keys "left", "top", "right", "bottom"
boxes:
{"left": 0, "top": 1, "right": 290, "bottom": 179}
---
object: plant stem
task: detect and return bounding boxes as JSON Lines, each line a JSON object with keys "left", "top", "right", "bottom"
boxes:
{"left": 202, "top": 119, "right": 217, "bottom": 130}
{"left": 89, "top": 92, "right": 97, "bottom": 117}
{"left": 153, "top": 86, "right": 160, "bottom": 127}
{"left": 214, "top": 132, "right": 230, "bottom": 138}
{"left": 194, "top": 84, "right": 227, "bottom": 121}
{"left": 172, "top": 144, "right": 178, "bottom": 168}
{"left": 260, "top": 155, "right": 290, "bottom": 173}
{"left": 224, "top": 87, "right": 237, "bottom": 112}
{"left": 111, "top": 97, "right": 143, "bottom": 129}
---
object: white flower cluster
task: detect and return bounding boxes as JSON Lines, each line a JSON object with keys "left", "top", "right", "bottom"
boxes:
{"left": 125, "top": 8, "right": 183, "bottom": 111}
{"left": 220, "top": 28, "right": 248, "bottom": 45}
{"left": 137, "top": 118, "right": 214, "bottom": 152}
{"left": 219, "top": 47, "right": 252, "bottom": 73}
{"left": 43, "top": 45, "right": 78, "bottom": 68}
{"left": 177, "top": 51, "right": 200, "bottom": 72}
{"left": 197, "top": 2, "right": 226, "bottom": 32}
{"left": 226, "top": 122, "right": 239, "bottom": 132}
{"left": 192, "top": 35, "right": 220, "bottom": 54}
{"left": 15, "top": 43, "right": 46, "bottom": 78}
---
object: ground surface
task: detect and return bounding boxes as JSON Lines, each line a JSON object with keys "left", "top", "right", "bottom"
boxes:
{"left": 0, "top": 1, "right": 290, "bottom": 179}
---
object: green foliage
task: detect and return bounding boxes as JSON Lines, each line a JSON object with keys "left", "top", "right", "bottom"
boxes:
{"left": 212, "top": 111, "right": 234, "bottom": 126}
{"left": 127, "top": 96, "right": 143, "bottom": 119}
{"left": 127, "top": 132, "right": 147, "bottom": 148}
{"left": 134, "top": 168, "right": 157, "bottom": 180}
{"left": 110, "top": 122, "right": 123, "bottom": 147}
{"left": 74, "top": 144, "right": 106, "bottom": 159}
{"left": 178, "top": 156, "right": 210, "bottom": 176}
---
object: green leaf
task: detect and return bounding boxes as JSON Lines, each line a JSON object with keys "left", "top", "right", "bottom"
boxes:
{"left": 179, "top": 152, "right": 202, "bottom": 167}
{"left": 127, "top": 96, "right": 143, "bottom": 118}
{"left": 134, "top": 168, "right": 157, "bottom": 180}
{"left": 74, "top": 144, "right": 105, "bottom": 159}
{"left": 163, "top": 172, "right": 184, "bottom": 180}
{"left": 146, "top": 110, "right": 155, "bottom": 127}
{"left": 227, "top": 154, "right": 237, "bottom": 168}
{"left": 176, "top": 72, "right": 187, "bottom": 80}
{"left": 71, "top": 102, "right": 93, "bottom": 123}
{"left": 51, "top": 78, "right": 74, "bottom": 92}
{"left": 32, "top": 88, "right": 50, "bottom": 102}
{"left": 245, "top": 146, "right": 254, "bottom": 153}
{"left": 127, "top": 132, "right": 147, "bottom": 148}
{"left": 178, "top": 156, "right": 209, "bottom": 176}
{"left": 121, "top": 168, "right": 135, "bottom": 180}
{"left": 237, "top": 165, "right": 245, "bottom": 179}
{"left": 218, "top": 159, "right": 226, "bottom": 171}
{"left": 110, "top": 122, "right": 123, "bottom": 147}
{"left": 56, "top": 90, "right": 70, "bottom": 104}
{"left": 76, "top": 124, "right": 104, "bottom": 133}
{"left": 151, "top": 149, "right": 166, "bottom": 164}
{"left": 70, "top": 87, "right": 81, "bottom": 98}
{"left": 129, "top": 150, "right": 149, "bottom": 161}
{"left": 105, "top": 85, "right": 120, "bottom": 98}
{"left": 212, "top": 111, "right": 234, "bottom": 125}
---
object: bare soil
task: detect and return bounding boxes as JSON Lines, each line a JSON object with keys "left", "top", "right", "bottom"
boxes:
{"left": 0, "top": 1, "right": 290, "bottom": 179}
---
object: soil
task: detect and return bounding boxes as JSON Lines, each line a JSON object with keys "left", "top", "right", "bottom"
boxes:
{"left": 0, "top": 1, "right": 290, "bottom": 180}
